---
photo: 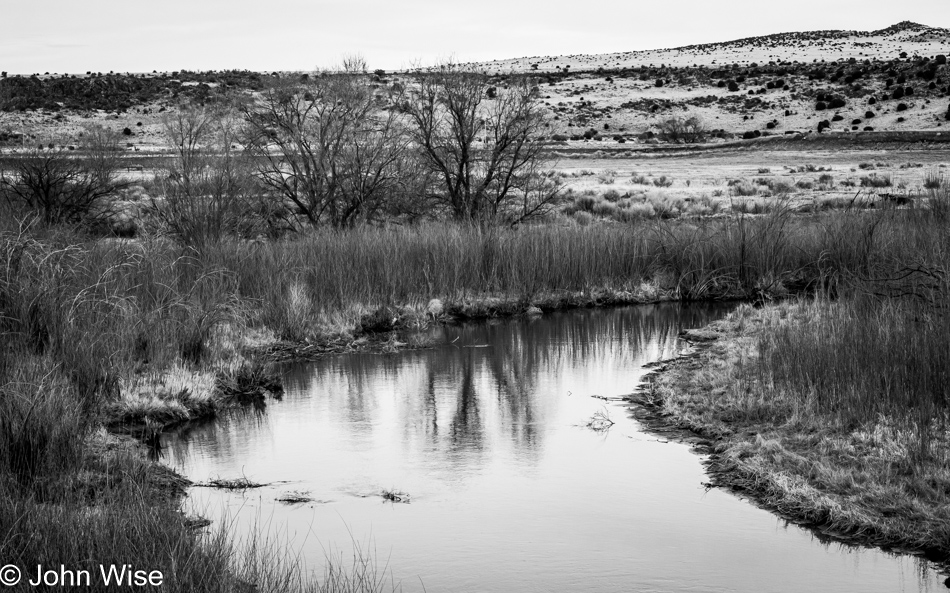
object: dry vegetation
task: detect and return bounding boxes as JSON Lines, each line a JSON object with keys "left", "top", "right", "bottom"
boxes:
{"left": 2, "top": 37, "right": 950, "bottom": 587}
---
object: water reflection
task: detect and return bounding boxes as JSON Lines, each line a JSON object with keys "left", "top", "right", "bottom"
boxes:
{"left": 162, "top": 303, "right": 943, "bottom": 593}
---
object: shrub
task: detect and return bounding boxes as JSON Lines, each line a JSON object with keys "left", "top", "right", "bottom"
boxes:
{"left": 860, "top": 174, "right": 892, "bottom": 188}
{"left": 0, "top": 127, "right": 127, "bottom": 225}
{"left": 652, "top": 175, "right": 673, "bottom": 187}
{"left": 730, "top": 182, "right": 758, "bottom": 196}
{"left": 829, "top": 98, "right": 846, "bottom": 109}
{"left": 897, "top": 103, "right": 909, "bottom": 112}
{"left": 815, "top": 101, "right": 827, "bottom": 110}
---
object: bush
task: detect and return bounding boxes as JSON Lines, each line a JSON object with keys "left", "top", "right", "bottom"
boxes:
{"left": 860, "top": 174, "right": 892, "bottom": 188}
{"left": 0, "top": 127, "right": 127, "bottom": 225}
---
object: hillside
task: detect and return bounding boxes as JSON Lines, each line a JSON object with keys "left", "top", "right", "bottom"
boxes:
{"left": 1, "top": 22, "right": 949, "bottom": 149}
{"left": 469, "top": 21, "right": 950, "bottom": 72}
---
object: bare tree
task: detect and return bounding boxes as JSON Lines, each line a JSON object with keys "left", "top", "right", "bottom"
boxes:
{"left": 403, "top": 64, "right": 561, "bottom": 225}
{"left": 656, "top": 115, "right": 708, "bottom": 144}
{"left": 241, "top": 60, "right": 410, "bottom": 228}
{"left": 0, "top": 126, "right": 126, "bottom": 225}
{"left": 153, "top": 101, "right": 261, "bottom": 248}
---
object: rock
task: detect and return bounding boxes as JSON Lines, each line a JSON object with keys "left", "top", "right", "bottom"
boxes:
{"left": 426, "top": 298, "right": 444, "bottom": 316}
{"left": 526, "top": 306, "right": 543, "bottom": 316}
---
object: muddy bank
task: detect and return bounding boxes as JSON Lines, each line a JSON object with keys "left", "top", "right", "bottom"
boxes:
{"left": 627, "top": 302, "right": 950, "bottom": 576}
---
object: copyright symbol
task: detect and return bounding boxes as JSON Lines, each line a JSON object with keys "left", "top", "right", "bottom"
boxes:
{"left": 0, "top": 565, "right": 20, "bottom": 586}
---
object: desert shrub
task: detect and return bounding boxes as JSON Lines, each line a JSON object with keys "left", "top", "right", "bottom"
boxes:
{"left": 796, "top": 180, "right": 814, "bottom": 190}
{"left": 860, "top": 174, "right": 892, "bottom": 188}
{"left": 572, "top": 210, "right": 593, "bottom": 225}
{"left": 730, "top": 182, "right": 758, "bottom": 197}
{"left": 818, "top": 173, "right": 835, "bottom": 186}
{"left": 829, "top": 98, "right": 846, "bottom": 109}
{"left": 591, "top": 200, "right": 619, "bottom": 218}
{"left": 817, "top": 120, "right": 831, "bottom": 132}
{"left": 768, "top": 180, "right": 794, "bottom": 194}
{"left": 602, "top": 189, "right": 622, "bottom": 202}
{"left": 652, "top": 175, "right": 673, "bottom": 187}
{"left": 815, "top": 101, "right": 827, "bottom": 110}
{"left": 757, "top": 168, "right": 771, "bottom": 174}
{"left": 832, "top": 114, "right": 844, "bottom": 122}
{"left": 631, "top": 174, "right": 650, "bottom": 185}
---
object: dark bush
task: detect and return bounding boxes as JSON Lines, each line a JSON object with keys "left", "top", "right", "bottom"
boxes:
{"left": 829, "top": 98, "right": 846, "bottom": 109}
{"left": 817, "top": 120, "right": 831, "bottom": 132}
{"left": 832, "top": 114, "right": 844, "bottom": 122}
{"left": 816, "top": 101, "right": 827, "bottom": 110}
{"left": 897, "top": 103, "right": 909, "bottom": 112}
{"left": 865, "top": 110, "right": 875, "bottom": 118}
{"left": 0, "top": 128, "right": 126, "bottom": 225}
{"left": 728, "top": 81, "right": 740, "bottom": 92}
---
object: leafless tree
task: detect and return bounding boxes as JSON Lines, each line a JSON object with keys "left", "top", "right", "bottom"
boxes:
{"left": 241, "top": 59, "right": 410, "bottom": 228}
{"left": 656, "top": 115, "right": 708, "bottom": 144}
{"left": 402, "top": 63, "right": 561, "bottom": 225}
{"left": 153, "top": 101, "right": 262, "bottom": 248}
{"left": 0, "top": 126, "right": 126, "bottom": 225}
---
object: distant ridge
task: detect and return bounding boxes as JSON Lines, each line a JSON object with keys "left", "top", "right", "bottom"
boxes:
{"left": 469, "top": 22, "right": 950, "bottom": 73}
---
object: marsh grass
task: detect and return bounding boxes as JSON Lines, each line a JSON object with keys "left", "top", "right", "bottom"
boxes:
{"left": 6, "top": 192, "right": 950, "bottom": 582}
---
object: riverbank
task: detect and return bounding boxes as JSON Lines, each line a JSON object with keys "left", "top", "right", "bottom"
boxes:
{"left": 630, "top": 300, "right": 950, "bottom": 574}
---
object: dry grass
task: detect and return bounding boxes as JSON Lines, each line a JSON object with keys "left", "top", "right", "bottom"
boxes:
{"left": 638, "top": 299, "right": 950, "bottom": 564}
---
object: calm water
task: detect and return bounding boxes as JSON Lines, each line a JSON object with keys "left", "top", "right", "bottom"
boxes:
{"left": 163, "top": 304, "right": 942, "bottom": 592}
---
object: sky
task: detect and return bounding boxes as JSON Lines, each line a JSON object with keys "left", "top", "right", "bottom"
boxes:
{"left": 0, "top": 0, "right": 947, "bottom": 74}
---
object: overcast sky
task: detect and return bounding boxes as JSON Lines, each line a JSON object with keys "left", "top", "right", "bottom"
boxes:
{"left": 1, "top": 0, "right": 947, "bottom": 74}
